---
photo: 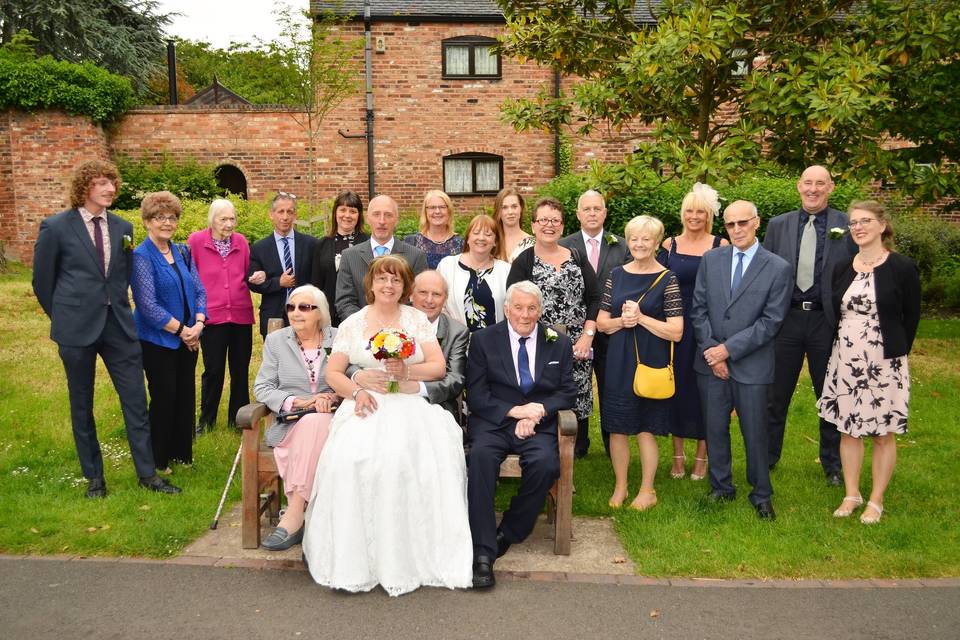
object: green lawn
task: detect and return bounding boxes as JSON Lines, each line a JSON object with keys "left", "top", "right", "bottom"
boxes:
{"left": 2, "top": 264, "right": 958, "bottom": 577}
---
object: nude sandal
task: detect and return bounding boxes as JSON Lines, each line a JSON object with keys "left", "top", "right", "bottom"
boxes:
{"left": 832, "top": 495, "right": 864, "bottom": 518}
{"left": 690, "top": 457, "right": 708, "bottom": 481}
{"left": 860, "top": 501, "right": 883, "bottom": 524}
{"left": 670, "top": 455, "right": 686, "bottom": 479}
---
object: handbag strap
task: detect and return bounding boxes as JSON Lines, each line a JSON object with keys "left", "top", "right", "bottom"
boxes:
{"left": 632, "top": 270, "right": 674, "bottom": 366}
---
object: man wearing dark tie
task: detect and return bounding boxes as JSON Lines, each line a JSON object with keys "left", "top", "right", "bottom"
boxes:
{"left": 32, "top": 160, "right": 180, "bottom": 498}
{"left": 248, "top": 192, "right": 316, "bottom": 337}
{"left": 335, "top": 194, "right": 428, "bottom": 322}
{"left": 690, "top": 200, "right": 791, "bottom": 520}
{"left": 762, "top": 165, "right": 856, "bottom": 485}
{"left": 560, "top": 189, "right": 629, "bottom": 457}
{"left": 466, "top": 281, "right": 577, "bottom": 588}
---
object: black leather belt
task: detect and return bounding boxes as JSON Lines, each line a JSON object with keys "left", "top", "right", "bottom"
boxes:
{"left": 791, "top": 301, "right": 822, "bottom": 311}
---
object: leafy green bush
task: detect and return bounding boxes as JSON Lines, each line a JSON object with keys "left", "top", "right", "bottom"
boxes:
{"left": 0, "top": 34, "right": 133, "bottom": 124}
{"left": 894, "top": 213, "right": 960, "bottom": 311}
{"left": 113, "top": 155, "right": 226, "bottom": 210}
{"left": 537, "top": 168, "right": 866, "bottom": 237}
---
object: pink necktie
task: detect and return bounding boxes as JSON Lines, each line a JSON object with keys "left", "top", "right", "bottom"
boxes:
{"left": 588, "top": 238, "right": 600, "bottom": 273}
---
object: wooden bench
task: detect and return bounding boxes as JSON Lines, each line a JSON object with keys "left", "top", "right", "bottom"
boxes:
{"left": 236, "top": 319, "right": 578, "bottom": 554}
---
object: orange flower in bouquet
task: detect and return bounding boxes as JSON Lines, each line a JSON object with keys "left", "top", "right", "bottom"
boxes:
{"left": 367, "top": 329, "right": 417, "bottom": 392}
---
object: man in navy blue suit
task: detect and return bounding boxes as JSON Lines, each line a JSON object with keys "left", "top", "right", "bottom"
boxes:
{"left": 466, "top": 281, "right": 577, "bottom": 588}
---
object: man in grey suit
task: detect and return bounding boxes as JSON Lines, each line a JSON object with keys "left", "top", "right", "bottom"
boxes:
{"left": 32, "top": 160, "right": 180, "bottom": 498}
{"left": 559, "top": 189, "right": 629, "bottom": 457}
{"left": 335, "top": 194, "right": 428, "bottom": 322}
{"left": 762, "top": 165, "right": 856, "bottom": 485}
{"left": 349, "top": 270, "right": 467, "bottom": 422}
{"left": 691, "top": 200, "right": 791, "bottom": 520}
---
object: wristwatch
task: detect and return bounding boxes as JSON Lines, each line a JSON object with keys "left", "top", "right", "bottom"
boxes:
{"left": 585, "top": 329, "right": 596, "bottom": 337}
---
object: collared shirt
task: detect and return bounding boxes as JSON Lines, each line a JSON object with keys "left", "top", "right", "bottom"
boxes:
{"left": 580, "top": 229, "right": 605, "bottom": 274}
{"left": 417, "top": 316, "right": 441, "bottom": 398}
{"left": 79, "top": 207, "right": 112, "bottom": 274}
{"left": 731, "top": 239, "right": 761, "bottom": 290}
{"left": 273, "top": 230, "right": 296, "bottom": 272}
{"left": 507, "top": 322, "right": 539, "bottom": 385}
{"left": 793, "top": 208, "right": 827, "bottom": 304}
{"left": 370, "top": 236, "right": 396, "bottom": 256}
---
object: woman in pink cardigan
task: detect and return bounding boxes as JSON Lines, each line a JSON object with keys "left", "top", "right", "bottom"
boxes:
{"left": 188, "top": 199, "right": 256, "bottom": 432}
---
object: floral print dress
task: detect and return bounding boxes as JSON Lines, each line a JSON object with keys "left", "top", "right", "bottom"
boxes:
{"left": 531, "top": 255, "right": 592, "bottom": 419}
{"left": 817, "top": 271, "right": 910, "bottom": 437}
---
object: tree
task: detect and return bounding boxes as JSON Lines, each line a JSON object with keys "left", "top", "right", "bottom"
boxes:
{"left": 0, "top": 0, "right": 171, "bottom": 95}
{"left": 496, "top": 0, "right": 960, "bottom": 201}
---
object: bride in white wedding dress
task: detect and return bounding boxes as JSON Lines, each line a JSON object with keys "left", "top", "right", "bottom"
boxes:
{"left": 302, "top": 256, "right": 472, "bottom": 596}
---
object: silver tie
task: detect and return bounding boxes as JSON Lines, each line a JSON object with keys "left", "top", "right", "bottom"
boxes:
{"left": 796, "top": 217, "right": 816, "bottom": 292}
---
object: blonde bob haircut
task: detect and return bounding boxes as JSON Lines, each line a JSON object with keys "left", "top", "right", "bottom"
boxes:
{"left": 623, "top": 215, "right": 665, "bottom": 247}
{"left": 462, "top": 214, "right": 502, "bottom": 256}
{"left": 288, "top": 284, "right": 332, "bottom": 329}
{"left": 680, "top": 182, "right": 721, "bottom": 231}
{"left": 419, "top": 190, "right": 455, "bottom": 235}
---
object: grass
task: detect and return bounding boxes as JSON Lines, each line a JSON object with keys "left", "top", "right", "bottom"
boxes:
{"left": 2, "top": 263, "right": 959, "bottom": 577}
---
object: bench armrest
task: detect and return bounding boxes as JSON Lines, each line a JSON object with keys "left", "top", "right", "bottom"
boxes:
{"left": 236, "top": 402, "right": 270, "bottom": 430}
{"left": 557, "top": 409, "right": 578, "bottom": 437}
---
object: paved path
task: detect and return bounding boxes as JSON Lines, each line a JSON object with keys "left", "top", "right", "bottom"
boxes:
{"left": 2, "top": 556, "right": 957, "bottom": 640}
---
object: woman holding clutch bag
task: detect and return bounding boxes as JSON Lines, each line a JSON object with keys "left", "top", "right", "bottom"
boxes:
{"left": 596, "top": 215, "right": 683, "bottom": 511}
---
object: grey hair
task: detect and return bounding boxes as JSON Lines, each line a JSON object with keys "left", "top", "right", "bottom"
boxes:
{"left": 723, "top": 200, "right": 759, "bottom": 218}
{"left": 207, "top": 198, "right": 235, "bottom": 226}
{"left": 415, "top": 269, "right": 449, "bottom": 295}
{"left": 505, "top": 280, "right": 544, "bottom": 309}
{"left": 577, "top": 189, "right": 605, "bottom": 209}
{"left": 288, "top": 285, "right": 331, "bottom": 329}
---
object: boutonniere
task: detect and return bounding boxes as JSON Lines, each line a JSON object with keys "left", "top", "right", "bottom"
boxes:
{"left": 829, "top": 227, "right": 846, "bottom": 240}
{"left": 606, "top": 233, "right": 619, "bottom": 245}
{"left": 123, "top": 234, "right": 134, "bottom": 251}
{"left": 544, "top": 327, "right": 558, "bottom": 343}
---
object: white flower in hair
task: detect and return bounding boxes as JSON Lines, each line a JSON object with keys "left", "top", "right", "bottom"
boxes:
{"left": 690, "top": 182, "right": 721, "bottom": 214}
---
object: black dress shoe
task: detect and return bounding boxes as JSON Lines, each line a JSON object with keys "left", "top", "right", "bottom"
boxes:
{"left": 496, "top": 530, "right": 512, "bottom": 559}
{"left": 86, "top": 477, "right": 107, "bottom": 499}
{"left": 755, "top": 500, "right": 776, "bottom": 520}
{"left": 139, "top": 475, "right": 182, "bottom": 494}
{"left": 472, "top": 556, "right": 495, "bottom": 589}
{"left": 825, "top": 472, "right": 843, "bottom": 487}
{"left": 262, "top": 525, "right": 304, "bottom": 551}
{"left": 705, "top": 490, "right": 735, "bottom": 503}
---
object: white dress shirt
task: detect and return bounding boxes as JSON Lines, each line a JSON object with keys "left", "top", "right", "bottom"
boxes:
{"left": 730, "top": 239, "right": 761, "bottom": 289}
{"left": 507, "top": 322, "right": 539, "bottom": 385}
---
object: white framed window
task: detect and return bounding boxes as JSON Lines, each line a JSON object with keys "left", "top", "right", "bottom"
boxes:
{"left": 443, "top": 153, "right": 503, "bottom": 195}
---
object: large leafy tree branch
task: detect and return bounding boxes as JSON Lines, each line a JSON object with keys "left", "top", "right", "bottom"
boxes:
{"left": 497, "top": 0, "right": 959, "bottom": 200}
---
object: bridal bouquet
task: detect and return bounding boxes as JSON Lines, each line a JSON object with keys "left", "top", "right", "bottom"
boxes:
{"left": 367, "top": 329, "right": 417, "bottom": 392}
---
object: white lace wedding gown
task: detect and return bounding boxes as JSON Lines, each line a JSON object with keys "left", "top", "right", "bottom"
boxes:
{"left": 302, "top": 305, "right": 473, "bottom": 596}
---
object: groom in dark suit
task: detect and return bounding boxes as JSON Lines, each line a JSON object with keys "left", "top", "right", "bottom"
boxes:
{"left": 32, "top": 160, "right": 180, "bottom": 497}
{"left": 248, "top": 192, "right": 316, "bottom": 337}
{"left": 690, "top": 200, "right": 791, "bottom": 520}
{"left": 466, "top": 281, "right": 577, "bottom": 588}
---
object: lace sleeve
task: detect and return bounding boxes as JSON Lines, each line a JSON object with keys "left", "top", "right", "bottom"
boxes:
{"left": 600, "top": 276, "right": 614, "bottom": 313}
{"left": 663, "top": 273, "right": 683, "bottom": 318}
{"left": 331, "top": 311, "right": 357, "bottom": 355}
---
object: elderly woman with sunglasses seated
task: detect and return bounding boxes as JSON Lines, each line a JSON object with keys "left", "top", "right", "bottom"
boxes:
{"left": 253, "top": 285, "right": 338, "bottom": 551}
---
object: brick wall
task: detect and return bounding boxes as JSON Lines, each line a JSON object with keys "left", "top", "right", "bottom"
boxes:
{"left": 0, "top": 111, "right": 109, "bottom": 263}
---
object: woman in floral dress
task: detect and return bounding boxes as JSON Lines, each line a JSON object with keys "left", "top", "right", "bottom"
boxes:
{"left": 404, "top": 190, "right": 463, "bottom": 268}
{"left": 817, "top": 201, "right": 920, "bottom": 524}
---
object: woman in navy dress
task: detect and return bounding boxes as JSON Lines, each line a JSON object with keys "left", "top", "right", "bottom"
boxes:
{"left": 404, "top": 190, "right": 463, "bottom": 268}
{"left": 597, "top": 215, "right": 683, "bottom": 511}
{"left": 657, "top": 183, "right": 727, "bottom": 482}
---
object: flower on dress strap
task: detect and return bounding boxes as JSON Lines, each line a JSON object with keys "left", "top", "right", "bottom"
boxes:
{"left": 545, "top": 327, "right": 559, "bottom": 343}
{"left": 829, "top": 227, "right": 846, "bottom": 240}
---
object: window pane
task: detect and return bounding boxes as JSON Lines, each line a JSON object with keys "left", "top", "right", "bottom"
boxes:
{"left": 475, "top": 160, "right": 501, "bottom": 192}
{"left": 445, "top": 46, "right": 470, "bottom": 75}
{"left": 444, "top": 159, "right": 473, "bottom": 193}
{"left": 474, "top": 46, "right": 498, "bottom": 75}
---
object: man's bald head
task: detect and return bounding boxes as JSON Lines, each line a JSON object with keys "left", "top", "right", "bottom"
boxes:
{"left": 366, "top": 194, "right": 399, "bottom": 243}
{"left": 797, "top": 165, "right": 835, "bottom": 214}
{"left": 411, "top": 270, "right": 448, "bottom": 322}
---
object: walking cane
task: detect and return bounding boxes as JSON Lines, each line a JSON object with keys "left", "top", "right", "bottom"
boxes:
{"left": 210, "top": 440, "right": 243, "bottom": 530}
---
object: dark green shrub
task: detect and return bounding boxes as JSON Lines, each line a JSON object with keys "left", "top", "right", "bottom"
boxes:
{"left": 112, "top": 155, "right": 225, "bottom": 210}
{"left": 894, "top": 213, "right": 960, "bottom": 311}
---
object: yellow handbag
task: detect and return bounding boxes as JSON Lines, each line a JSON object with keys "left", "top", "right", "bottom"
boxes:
{"left": 631, "top": 271, "right": 675, "bottom": 399}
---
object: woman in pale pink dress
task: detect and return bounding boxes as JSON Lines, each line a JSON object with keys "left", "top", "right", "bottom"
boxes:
{"left": 253, "top": 285, "right": 338, "bottom": 550}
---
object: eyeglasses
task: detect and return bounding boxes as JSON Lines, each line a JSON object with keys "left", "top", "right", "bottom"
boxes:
{"left": 848, "top": 218, "right": 877, "bottom": 228}
{"left": 152, "top": 216, "right": 179, "bottom": 224}
{"left": 285, "top": 303, "right": 318, "bottom": 313}
{"left": 373, "top": 274, "right": 403, "bottom": 285}
{"left": 425, "top": 205, "right": 448, "bottom": 212}
{"left": 535, "top": 218, "right": 563, "bottom": 226}
{"left": 723, "top": 216, "right": 757, "bottom": 230}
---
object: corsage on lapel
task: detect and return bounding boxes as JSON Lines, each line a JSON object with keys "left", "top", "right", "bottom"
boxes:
{"left": 829, "top": 227, "right": 846, "bottom": 240}
{"left": 606, "top": 233, "right": 619, "bottom": 245}
{"left": 545, "top": 327, "right": 558, "bottom": 343}
{"left": 123, "top": 234, "right": 134, "bottom": 251}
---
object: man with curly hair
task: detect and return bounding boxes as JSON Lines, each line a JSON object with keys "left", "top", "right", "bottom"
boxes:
{"left": 32, "top": 160, "right": 181, "bottom": 498}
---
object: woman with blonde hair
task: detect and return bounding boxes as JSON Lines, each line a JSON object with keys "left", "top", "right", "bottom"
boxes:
{"left": 404, "top": 190, "right": 463, "bottom": 268}
{"left": 657, "top": 183, "right": 728, "bottom": 481}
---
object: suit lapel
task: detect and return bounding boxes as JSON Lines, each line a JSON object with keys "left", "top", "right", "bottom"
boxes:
{"left": 714, "top": 246, "right": 732, "bottom": 309}
{"left": 532, "top": 324, "right": 549, "bottom": 386}
{"left": 106, "top": 213, "right": 124, "bottom": 277}
{"left": 785, "top": 210, "right": 801, "bottom": 269}
{"left": 436, "top": 314, "right": 448, "bottom": 350}
{"left": 729, "top": 248, "right": 769, "bottom": 308}
{"left": 494, "top": 322, "right": 518, "bottom": 386}
{"left": 822, "top": 208, "right": 843, "bottom": 268}
{"left": 357, "top": 240, "right": 375, "bottom": 266}
{"left": 66, "top": 210, "right": 104, "bottom": 276}
{"left": 597, "top": 232, "right": 612, "bottom": 276}
{"left": 284, "top": 329, "right": 311, "bottom": 379}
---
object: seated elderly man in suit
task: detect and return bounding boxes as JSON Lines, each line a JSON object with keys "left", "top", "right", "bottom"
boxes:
{"left": 466, "top": 281, "right": 577, "bottom": 589}
{"left": 349, "top": 270, "right": 468, "bottom": 422}
{"left": 690, "top": 200, "right": 792, "bottom": 521}
{"left": 335, "top": 194, "right": 428, "bottom": 322}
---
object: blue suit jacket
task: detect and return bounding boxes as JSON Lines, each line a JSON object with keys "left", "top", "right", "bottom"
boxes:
{"left": 466, "top": 320, "right": 577, "bottom": 436}
{"left": 131, "top": 240, "right": 207, "bottom": 349}
{"left": 690, "top": 244, "right": 792, "bottom": 385}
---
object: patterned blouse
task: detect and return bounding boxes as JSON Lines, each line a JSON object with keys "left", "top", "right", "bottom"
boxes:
{"left": 458, "top": 261, "right": 496, "bottom": 332}
{"left": 404, "top": 232, "right": 464, "bottom": 269}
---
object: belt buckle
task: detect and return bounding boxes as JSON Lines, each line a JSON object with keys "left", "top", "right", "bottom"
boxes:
{"left": 801, "top": 301, "right": 814, "bottom": 311}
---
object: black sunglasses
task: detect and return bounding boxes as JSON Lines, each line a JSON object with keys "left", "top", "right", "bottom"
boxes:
{"left": 285, "top": 303, "right": 318, "bottom": 313}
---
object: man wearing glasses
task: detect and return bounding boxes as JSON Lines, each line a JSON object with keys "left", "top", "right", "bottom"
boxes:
{"left": 248, "top": 192, "right": 317, "bottom": 337}
{"left": 690, "top": 200, "right": 791, "bottom": 520}
{"left": 762, "top": 165, "right": 856, "bottom": 485}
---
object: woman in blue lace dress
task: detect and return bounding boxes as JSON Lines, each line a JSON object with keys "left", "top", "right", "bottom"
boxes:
{"left": 404, "top": 190, "right": 463, "bottom": 268}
